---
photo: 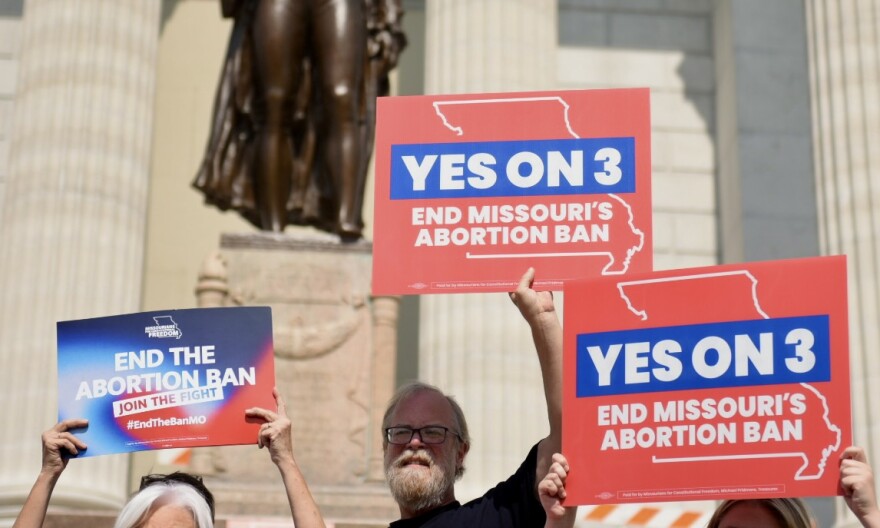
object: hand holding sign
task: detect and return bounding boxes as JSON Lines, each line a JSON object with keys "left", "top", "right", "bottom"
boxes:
{"left": 246, "top": 388, "right": 328, "bottom": 528}
{"left": 40, "top": 419, "right": 89, "bottom": 478}
{"left": 509, "top": 267, "right": 556, "bottom": 324}
{"left": 841, "top": 446, "right": 880, "bottom": 528}
{"left": 15, "top": 420, "right": 88, "bottom": 528}
{"left": 539, "top": 453, "right": 577, "bottom": 528}
{"left": 247, "top": 388, "right": 294, "bottom": 466}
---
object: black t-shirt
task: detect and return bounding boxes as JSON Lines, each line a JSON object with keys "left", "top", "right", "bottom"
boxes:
{"left": 388, "top": 443, "right": 545, "bottom": 528}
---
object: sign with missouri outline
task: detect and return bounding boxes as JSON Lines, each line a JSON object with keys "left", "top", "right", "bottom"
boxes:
{"left": 56, "top": 306, "right": 276, "bottom": 457}
{"left": 562, "top": 255, "right": 851, "bottom": 503}
{"left": 372, "top": 89, "right": 652, "bottom": 294}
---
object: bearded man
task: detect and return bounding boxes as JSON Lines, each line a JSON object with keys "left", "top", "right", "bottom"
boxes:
{"left": 381, "top": 267, "right": 563, "bottom": 526}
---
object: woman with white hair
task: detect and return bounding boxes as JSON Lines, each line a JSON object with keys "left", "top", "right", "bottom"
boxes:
{"left": 12, "top": 418, "right": 215, "bottom": 528}
{"left": 14, "top": 388, "right": 325, "bottom": 528}
{"left": 114, "top": 473, "right": 216, "bottom": 528}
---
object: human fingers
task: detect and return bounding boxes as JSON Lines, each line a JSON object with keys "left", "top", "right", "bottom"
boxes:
{"left": 249, "top": 407, "right": 277, "bottom": 450}
{"left": 551, "top": 453, "right": 570, "bottom": 472}
{"left": 517, "top": 267, "right": 536, "bottom": 293}
{"left": 258, "top": 416, "right": 295, "bottom": 465}
{"left": 519, "top": 267, "right": 536, "bottom": 289}
{"left": 52, "top": 418, "right": 89, "bottom": 433}
{"left": 548, "top": 456, "right": 569, "bottom": 482}
{"left": 840, "top": 462, "right": 873, "bottom": 500}
{"left": 843, "top": 446, "right": 869, "bottom": 464}
{"left": 543, "top": 472, "right": 565, "bottom": 498}
{"left": 53, "top": 435, "right": 86, "bottom": 456}
{"left": 257, "top": 422, "right": 270, "bottom": 449}
{"left": 841, "top": 456, "right": 873, "bottom": 488}
{"left": 43, "top": 420, "right": 88, "bottom": 452}
{"left": 842, "top": 457, "right": 871, "bottom": 476}
{"left": 273, "top": 388, "right": 288, "bottom": 418}
{"left": 42, "top": 430, "right": 86, "bottom": 456}
{"left": 59, "top": 430, "right": 87, "bottom": 452}
{"left": 840, "top": 451, "right": 879, "bottom": 525}
{"left": 41, "top": 421, "right": 89, "bottom": 474}
{"left": 509, "top": 267, "right": 536, "bottom": 305}
{"left": 841, "top": 447, "right": 872, "bottom": 486}
{"left": 539, "top": 477, "right": 560, "bottom": 498}
{"left": 257, "top": 421, "right": 285, "bottom": 449}
{"left": 245, "top": 406, "right": 277, "bottom": 424}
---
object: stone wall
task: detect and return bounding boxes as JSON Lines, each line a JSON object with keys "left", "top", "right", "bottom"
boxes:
{"left": 559, "top": 0, "right": 718, "bottom": 271}
{"left": 0, "top": 0, "right": 23, "bottom": 220}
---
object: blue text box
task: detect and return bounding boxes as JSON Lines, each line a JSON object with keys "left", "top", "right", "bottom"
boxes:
{"left": 390, "top": 137, "right": 635, "bottom": 199}
{"left": 576, "top": 315, "right": 831, "bottom": 397}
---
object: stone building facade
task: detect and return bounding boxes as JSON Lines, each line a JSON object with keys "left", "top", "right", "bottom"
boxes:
{"left": 0, "top": 1, "right": 877, "bottom": 527}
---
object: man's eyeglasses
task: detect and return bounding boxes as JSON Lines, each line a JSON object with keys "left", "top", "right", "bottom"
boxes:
{"left": 385, "top": 425, "right": 462, "bottom": 445}
{"left": 139, "top": 472, "right": 215, "bottom": 521}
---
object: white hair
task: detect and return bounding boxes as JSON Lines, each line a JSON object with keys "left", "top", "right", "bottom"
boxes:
{"left": 113, "top": 481, "right": 213, "bottom": 528}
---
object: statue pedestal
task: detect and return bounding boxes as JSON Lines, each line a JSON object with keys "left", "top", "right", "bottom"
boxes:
{"left": 192, "top": 232, "right": 399, "bottom": 525}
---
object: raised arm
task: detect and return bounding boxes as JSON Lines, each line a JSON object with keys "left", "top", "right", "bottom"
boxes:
{"left": 539, "top": 453, "right": 577, "bottom": 528}
{"left": 841, "top": 446, "right": 880, "bottom": 528}
{"left": 246, "top": 388, "right": 326, "bottom": 528}
{"left": 13, "top": 419, "right": 88, "bottom": 528}
{"left": 509, "top": 267, "right": 563, "bottom": 490}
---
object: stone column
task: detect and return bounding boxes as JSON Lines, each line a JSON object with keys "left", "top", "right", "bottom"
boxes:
{"left": 0, "top": 0, "right": 161, "bottom": 523}
{"left": 420, "top": 0, "right": 557, "bottom": 501}
{"left": 367, "top": 296, "right": 401, "bottom": 480}
{"left": 713, "top": 0, "right": 818, "bottom": 263}
{"left": 425, "top": 0, "right": 557, "bottom": 94}
{"left": 0, "top": 1, "right": 24, "bottom": 213}
{"left": 804, "top": 2, "right": 880, "bottom": 526}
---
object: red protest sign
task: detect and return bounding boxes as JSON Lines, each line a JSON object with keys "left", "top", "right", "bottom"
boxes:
{"left": 563, "top": 256, "right": 851, "bottom": 503}
{"left": 372, "top": 89, "right": 652, "bottom": 294}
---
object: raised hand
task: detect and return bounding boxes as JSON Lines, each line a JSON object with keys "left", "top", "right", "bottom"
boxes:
{"left": 539, "top": 453, "right": 577, "bottom": 528}
{"left": 841, "top": 446, "right": 880, "bottom": 528}
{"left": 40, "top": 419, "right": 88, "bottom": 478}
{"left": 245, "top": 387, "right": 326, "bottom": 528}
{"left": 245, "top": 387, "right": 294, "bottom": 468}
{"left": 14, "top": 419, "right": 88, "bottom": 528}
{"left": 509, "top": 267, "right": 556, "bottom": 325}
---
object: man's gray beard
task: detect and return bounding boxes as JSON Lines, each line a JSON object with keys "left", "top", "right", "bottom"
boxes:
{"left": 385, "top": 450, "right": 456, "bottom": 514}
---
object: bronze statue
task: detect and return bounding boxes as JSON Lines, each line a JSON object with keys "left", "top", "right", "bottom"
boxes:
{"left": 193, "top": 0, "right": 406, "bottom": 240}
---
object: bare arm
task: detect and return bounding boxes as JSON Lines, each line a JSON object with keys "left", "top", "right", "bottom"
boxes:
{"left": 540, "top": 453, "right": 577, "bottom": 528}
{"left": 14, "top": 419, "right": 88, "bottom": 528}
{"left": 509, "top": 267, "right": 563, "bottom": 491}
{"left": 246, "top": 388, "right": 326, "bottom": 528}
{"left": 841, "top": 446, "right": 880, "bottom": 528}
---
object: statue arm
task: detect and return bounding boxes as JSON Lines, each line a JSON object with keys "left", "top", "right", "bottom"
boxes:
{"left": 366, "top": 0, "right": 407, "bottom": 73}
{"left": 220, "top": 0, "right": 244, "bottom": 18}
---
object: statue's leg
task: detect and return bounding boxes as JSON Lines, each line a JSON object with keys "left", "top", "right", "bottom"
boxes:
{"left": 313, "top": 0, "right": 367, "bottom": 239}
{"left": 249, "top": 0, "right": 307, "bottom": 232}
